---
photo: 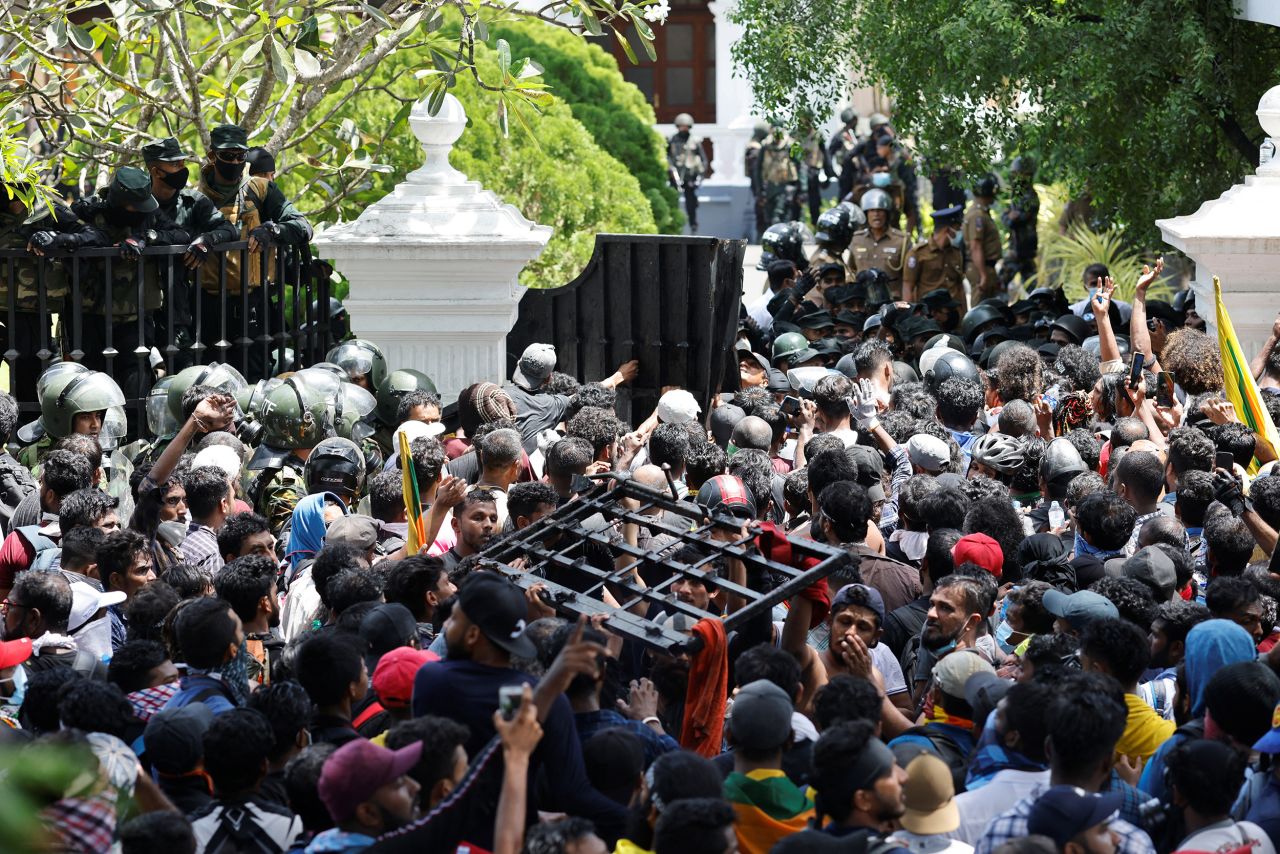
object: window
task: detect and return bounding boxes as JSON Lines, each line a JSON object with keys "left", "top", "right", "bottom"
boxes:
{"left": 611, "top": 1, "right": 715, "bottom": 125}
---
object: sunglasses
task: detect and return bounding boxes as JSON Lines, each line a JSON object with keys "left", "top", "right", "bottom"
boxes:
{"left": 215, "top": 150, "right": 246, "bottom": 163}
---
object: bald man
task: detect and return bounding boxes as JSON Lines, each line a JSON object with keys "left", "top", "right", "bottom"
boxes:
{"left": 731, "top": 415, "right": 773, "bottom": 453}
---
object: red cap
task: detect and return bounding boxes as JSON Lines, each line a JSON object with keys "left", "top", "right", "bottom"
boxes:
{"left": 952, "top": 533, "right": 1003, "bottom": 579}
{"left": 0, "top": 637, "right": 32, "bottom": 669}
{"left": 371, "top": 646, "right": 439, "bottom": 710}
{"left": 319, "top": 738, "right": 423, "bottom": 822}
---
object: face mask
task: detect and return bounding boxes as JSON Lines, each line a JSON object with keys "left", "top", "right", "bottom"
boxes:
{"left": 2, "top": 664, "right": 26, "bottom": 708}
{"left": 111, "top": 209, "right": 147, "bottom": 228}
{"left": 950, "top": 230, "right": 963, "bottom": 248}
{"left": 995, "top": 619, "right": 1017, "bottom": 654}
{"left": 871, "top": 172, "right": 892, "bottom": 188}
{"left": 161, "top": 168, "right": 189, "bottom": 190}
{"left": 214, "top": 159, "right": 243, "bottom": 181}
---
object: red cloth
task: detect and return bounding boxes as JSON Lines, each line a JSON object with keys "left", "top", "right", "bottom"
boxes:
{"left": 754, "top": 522, "right": 831, "bottom": 626}
{"left": 0, "top": 529, "right": 36, "bottom": 591}
{"left": 680, "top": 617, "right": 728, "bottom": 758}
{"left": 1099, "top": 440, "right": 1113, "bottom": 479}
{"left": 444, "top": 437, "right": 471, "bottom": 460}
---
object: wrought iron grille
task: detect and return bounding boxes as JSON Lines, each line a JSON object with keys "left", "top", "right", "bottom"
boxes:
{"left": 480, "top": 473, "right": 853, "bottom": 655}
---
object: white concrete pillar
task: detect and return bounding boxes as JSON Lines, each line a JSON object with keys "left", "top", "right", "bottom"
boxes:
{"left": 313, "top": 94, "right": 553, "bottom": 403}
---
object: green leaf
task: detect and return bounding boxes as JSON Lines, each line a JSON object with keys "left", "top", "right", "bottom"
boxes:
{"left": 270, "top": 37, "right": 295, "bottom": 85}
{"left": 44, "top": 19, "right": 68, "bottom": 50}
{"left": 474, "top": 19, "right": 489, "bottom": 42}
{"left": 295, "top": 15, "right": 322, "bottom": 52}
{"left": 426, "top": 80, "right": 447, "bottom": 116}
{"left": 580, "top": 8, "right": 604, "bottom": 36}
{"left": 144, "top": 78, "right": 167, "bottom": 97}
{"left": 637, "top": 29, "right": 656, "bottom": 62}
{"left": 395, "top": 9, "right": 423, "bottom": 38}
{"left": 425, "top": 10, "right": 444, "bottom": 33}
{"left": 613, "top": 29, "right": 637, "bottom": 64}
{"left": 497, "top": 38, "right": 511, "bottom": 78}
{"left": 294, "top": 45, "right": 321, "bottom": 78}
{"left": 355, "top": 1, "right": 393, "bottom": 29}
{"left": 226, "top": 36, "right": 265, "bottom": 81}
{"left": 69, "top": 25, "right": 94, "bottom": 52}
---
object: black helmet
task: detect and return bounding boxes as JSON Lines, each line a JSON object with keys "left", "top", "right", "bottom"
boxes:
{"left": 1040, "top": 437, "right": 1087, "bottom": 484}
{"left": 973, "top": 173, "right": 1000, "bottom": 198}
{"left": 958, "top": 303, "right": 1005, "bottom": 342}
{"left": 304, "top": 436, "right": 366, "bottom": 500}
{"left": 813, "top": 206, "right": 855, "bottom": 250}
{"left": 924, "top": 350, "right": 979, "bottom": 390}
{"left": 1010, "top": 156, "right": 1036, "bottom": 176}
{"left": 839, "top": 201, "right": 867, "bottom": 232}
{"left": 859, "top": 189, "right": 893, "bottom": 212}
{"left": 854, "top": 268, "right": 891, "bottom": 305}
{"left": 834, "top": 353, "right": 857, "bottom": 379}
{"left": 757, "top": 222, "right": 811, "bottom": 270}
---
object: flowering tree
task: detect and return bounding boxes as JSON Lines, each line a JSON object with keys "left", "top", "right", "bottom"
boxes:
{"left": 0, "top": 0, "right": 669, "bottom": 213}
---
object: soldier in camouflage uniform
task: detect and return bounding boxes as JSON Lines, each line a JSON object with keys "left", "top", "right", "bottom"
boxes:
{"left": 754, "top": 128, "right": 800, "bottom": 226}
{"left": 244, "top": 375, "right": 334, "bottom": 538}
{"left": 667, "top": 114, "right": 710, "bottom": 233}
{"left": 142, "top": 137, "right": 240, "bottom": 370}
{"left": 744, "top": 122, "right": 769, "bottom": 237}
{"left": 71, "top": 167, "right": 192, "bottom": 400}
{"left": 1001, "top": 156, "right": 1040, "bottom": 288}
{"left": 195, "top": 124, "right": 313, "bottom": 382}
{"left": 6, "top": 188, "right": 105, "bottom": 401}
{"left": 800, "top": 131, "right": 834, "bottom": 226}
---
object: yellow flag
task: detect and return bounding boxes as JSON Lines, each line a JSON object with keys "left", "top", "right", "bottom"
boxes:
{"left": 1213, "top": 277, "right": 1280, "bottom": 471}
{"left": 398, "top": 429, "right": 425, "bottom": 553}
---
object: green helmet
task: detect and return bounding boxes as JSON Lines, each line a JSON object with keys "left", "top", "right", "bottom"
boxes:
{"left": 253, "top": 376, "right": 335, "bottom": 454}
{"left": 336, "top": 382, "right": 377, "bottom": 441}
{"left": 18, "top": 362, "right": 92, "bottom": 443}
{"left": 375, "top": 369, "right": 438, "bottom": 426}
{"left": 166, "top": 362, "right": 249, "bottom": 422}
{"left": 304, "top": 436, "right": 366, "bottom": 500}
{"left": 772, "top": 332, "right": 810, "bottom": 363}
{"left": 147, "top": 376, "right": 180, "bottom": 441}
{"left": 326, "top": 340, "right": 388, "bottom": 391}
{"left": 41, "top": 371, "right": 126, "bottom": 442}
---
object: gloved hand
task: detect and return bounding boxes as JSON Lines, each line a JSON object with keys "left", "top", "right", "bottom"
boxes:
{"left": 248, "top": 222, "right": 281, "bottom": 250}
{"left": 28, "top": 231, "right": 74, "bottom": 254}
{"left": 184, "top": 237, "right": 209, "bottom": 268}
{"left": 849, "top": 377, "right": 879, "bottom": 429}
{"left": 1212, "top": 468, "right": 1250, "bottom": 516}
{"left": 120, "top": 236, "right": 145, "bottom": 259}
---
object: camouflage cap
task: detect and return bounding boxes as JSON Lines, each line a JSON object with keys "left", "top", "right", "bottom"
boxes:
{"left": 141, "top": 137, "right": 191, "bottom": 163}
{"left": 209, "top": 124, "right": 249, "bottom": 151}
{"left": 107, "top": 167, "right": 158, "bottom": 212}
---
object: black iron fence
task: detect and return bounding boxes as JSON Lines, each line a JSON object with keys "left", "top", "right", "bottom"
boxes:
{"left": 0, "top": 241, "right": 334, "bottom": 424}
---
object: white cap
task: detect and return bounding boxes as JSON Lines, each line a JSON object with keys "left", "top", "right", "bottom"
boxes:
{"left": 393, "top": 419, "right": 445, "bottom": 449}
{"left": 656, "top": 389, "right": 701, "bottom": 424}
{"left": 192, "top": 445, "right": 243, "bottom": 482}
{"left": 69, "top": 580, "right": 126, "bottom": 634}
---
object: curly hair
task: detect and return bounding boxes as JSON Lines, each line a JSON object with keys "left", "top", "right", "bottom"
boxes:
{"left": 965, "top": 474, "right": 1010, "bottom": 504}
{"left": 1161, "top": 327, "right": 1224, "bottom": 394}
{"left": 1167, "top": 426, "right": 1215, "bottom": 476}
{"left": 890, "top": 382, "right": 938, "bottom": 420}
{"left": 1090, "top": 577, "right": 1159, "bottom": 631}
{"left": 1054, "top": 344, "right": 1101, "bottom": 393}
{"left": 964, "top": 498, "right": 1025, "bottom": 580}
{"left": 995, "top": 344, "right": 1044, "bottom": 405}
{"left": 1065, "top": 428, "right": 1101, "bottom": 471}
{"left": 936, "top": 377, "right": 983, "bottom": 429}
{"left": 565, "top": 406, "right": 623, "bottom": 456}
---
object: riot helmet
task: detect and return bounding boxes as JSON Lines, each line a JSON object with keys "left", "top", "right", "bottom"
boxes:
{"left": 304, "top": 436, "right": 366, "bottom": 502}
{"left": 924, "top": 350, "right": 980, "bottom": 392}
{"left": 17, "top": 362, "right": 92, "bottom": 443}
{"left": 973, "top": 173, "right": 1000, "bottom": 198}
{"left": 958, "top": 303, "right": 1005, "bottom": 342}
{"left": 757, "top": 222, "right": 811, "bottom": 270}
{"left": 336, "top": 382, "right": 378, "bottom": 442}
{"left": 771, "top": 332, "right": 810, "bottom": 364}
{"left": 375, "top": 369, "right": 438, "bottom": 427}
{"left": 41, "top": 371, "right": 127, "bottom": 443}
{"left": 859, "top": 189, "right": 893, "bottom": 212}
{"left": 854, "top": 268, "right": 891, "bottom": 306}
{"left": 1010, "top": 156, "right": 1036, "bottom": 177}
{"left": 674, "top": 113, "right": 694, "bottom": 129}
{"left": 146, "top": 376, "right": 181, "bottom": 441}
{"left": 326, "top": 339, "right": 388, "bottom": 391}
{"left": 166, "top": 362, "right": 249, "bottom": 422}
{"left": 247, "top": 375, "right": 335, "bottom": 468}
{"left": 813, "top": 206, "right": 855, "bottom": 250}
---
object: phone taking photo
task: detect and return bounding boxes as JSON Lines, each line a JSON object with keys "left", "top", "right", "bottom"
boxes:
{"left": 1128, "top": 352, "right": 1145, "bottom": 390}
{"left": 781, "top": 395, "right": 801, "bottom": 416}
{"left": 1156, "top": 371, "right": 1175, "bottom": 408}
{"left": 1216, "top": 451, "right": 1235, "bottom": 473}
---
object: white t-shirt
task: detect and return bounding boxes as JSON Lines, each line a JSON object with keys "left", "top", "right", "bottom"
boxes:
{"left": 747, "top": 290, "right": 776, "bottom": 332}
{"left": 889, "top": 831, "right": 974, "bottom": 854}
{"left": 949, "top": 768, "right": 1049, "bottom": 844}
{"left": 872, "top": 641, "right": 908, "bottom": 696}
{"left": 1176, "top": 820, "right": 1275, "bottom": 854}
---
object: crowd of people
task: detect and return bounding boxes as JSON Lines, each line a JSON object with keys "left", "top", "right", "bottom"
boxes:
{"left": 3, "top": 196, "right": 1280, "bottom": 854}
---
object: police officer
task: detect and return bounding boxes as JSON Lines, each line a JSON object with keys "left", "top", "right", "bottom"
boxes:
{"left": 245, "top": 375, "right": 334, "bottom": 536}
{"left": 744, "top": 122, "right": 770, "bottom": 237}
{"left": 303, "top": 436, "right": 366, "bottom": 507}
{"left": 964, "top": 174, "right": 1003, "bottom": 303}
{"left": 196, "top": 124, "right": 313, "bottom": 381}
{"left": 902, "top": 205, "right": 964, "bottom": 304}
{"left": 7, "top": 187, "right": 102, "bottom": 400}
{"left": 1001, "top": 156, "right": 1040, "bottom": 286}
{"left": 72, "top": 167, "right": 193, "bottom": 399}
{"left": 755, "top": 127, "right": 800, "bottom": 225}
{"left": 668, "top": 114, "right": 710, "bottom": 233}
{"left": 847, "top": 188, "right": 907, "bottom": 298}
{"left": 809, "top": 203, "right": 863, "bottom": 279}
{"left": 142, "top": 137, "right": 240, "bottom": 369}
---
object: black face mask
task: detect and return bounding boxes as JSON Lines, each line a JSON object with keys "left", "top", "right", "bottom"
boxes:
{"left": 111, "top": 209, "right": 147, "bottom": 228}
{"left": 214, "top": 159, "right": 243, "bottom": 181}
{"left": 161, "top": 168, "right": 189, "bottom": 190}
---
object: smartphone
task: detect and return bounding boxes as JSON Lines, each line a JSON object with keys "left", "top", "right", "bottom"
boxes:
{"left": 1156, "top": 371, "right": 1175, "bottom": 408}
{"left": 1128, "top": 352, "right": 1145, "bottom": 390}
{"left": 498, "top": 685, "right": 524, "bottom": 721}
{"left": 1215, "top": 451, "right": 1235, "bottom": 473}
{"left": 781, "top": 395, "right": 801, "bottom": 416}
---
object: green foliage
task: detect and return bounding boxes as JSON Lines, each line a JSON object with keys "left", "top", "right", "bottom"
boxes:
{"left": 0, "top": 742, "right": 96, "bottom": 852}
{"left": 289, "top": 39, "right": 658, "bottom": 288}
{"left": 729, "top": 0, "right": 1280, "bottom": 244}
{"left": 486, "top": 21, "right": 683, "bottom": 233}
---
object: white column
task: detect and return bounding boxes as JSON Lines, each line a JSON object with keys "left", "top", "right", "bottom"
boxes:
{"left": 313, "top": 94, "right": 552, "bottom": 403}
{"left": 704, "top": 0, "right": 753, "bottom": 185}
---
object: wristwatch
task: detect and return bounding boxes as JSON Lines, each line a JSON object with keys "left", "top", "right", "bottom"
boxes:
{"left": 144, "top": 229, "right": 159, "bottom": 242}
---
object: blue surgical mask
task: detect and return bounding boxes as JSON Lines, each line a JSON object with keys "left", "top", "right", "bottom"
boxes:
{"left": 3, "top": 663, "right": 26, "bottom": 708}
{"left": 995, "top": 620, "right": 1017, "bottom": 654}
{"left": 950, "top": 231, "right": 963, "bottom": 248}
{"left": 871, "top": 172, "right": 892, "bottom": 188}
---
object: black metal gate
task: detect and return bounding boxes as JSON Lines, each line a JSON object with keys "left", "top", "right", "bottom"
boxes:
{"left": 506, "top": 234, "right": 745, "bottom": 425}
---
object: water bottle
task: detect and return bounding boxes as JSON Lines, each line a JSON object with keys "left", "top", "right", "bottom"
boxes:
{"left": 1049, "top": 500, "right": 1065, "bottom": 529}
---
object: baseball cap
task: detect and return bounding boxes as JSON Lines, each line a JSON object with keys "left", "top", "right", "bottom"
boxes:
{"left": 191, "top": 445, "right": 242, "bottom": 481}
{"left": 1026, "top": 785, "right": 1122, "bottom": 847}
{"left": 709, "top": 403, "right": 746, "bottom": 448}
{"left": 1252, "top": 702, "right": 1280, "bottom": 754}
{"left": 1042, "top": 589, "right": 1119, "bottom": 631}
{"left": 696, "top": 474, "right": 757, "bottom": 523}
{"left": 845, "top": 445, "right": 886, "bottom": 503}
{"left": 1119, "top": 546, "right": 1177, "bottom": 601}
{"left": 372, "top": 646, "right": 439, "bottom": 710}
{"left": 952, "top": 533, "right": 1003, "bottom": 579}
{"left": 68, "top": 580, "right": 127, "bottom": 634}
{"left": 359, "top": 603, "right": 420, "bottom": 661}
{"left": 932, "top": 650, "right": 995, "bottom": 698}
{"left": 657, "top": 389, "right": 701, "bottom": 425}
{"left": 144, "top": 704, "right": 214, "bottom": 774}
{"left": 107, "top": 166, "right": 158, "bottom": 213}
{"left": 0, "top": 637, "right": 32, "bottom": 669}
{"left": 906, "top": 434, "right": 949, "bottom": 473}
{"left": 513, "top": 343, "right": 557, "bottom": 388}
{"left": 209, "top": 123, "right": 249, "bottom": 150}
{"left": 728, "top": 679, "right": 793, "bottom": 752}
{"left": 319, "top": 738, "right": 424, "bottom": 823}
{"left": 472, "top": 381, "right": 517, "bottom": 423}
{"left": 326, "top": 515, "right": 379, "bottom": 552}
{"left": 900, "top": 753, "right": 960, "bottom": 835}
{"left": 456, "top": 572, "right": 536, "bottom": 659}
{"left": 141, "top": 137, "right": 191, "bottom": 163}
{"left": 831, "top": 583, "right": 884, "bottom": 623}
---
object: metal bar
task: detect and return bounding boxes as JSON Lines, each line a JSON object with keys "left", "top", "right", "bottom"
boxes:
{"left": 238, "top": 246, "right": 249, "bottom": 377}
{"left": 68, "top": 257, "right": 81, "bottom": 363}
{"left": 104, "top": 256, "right": 115, "bottom": 378}
{"left": 4, "top": 257, "right": 17, "bottom": 389}
{"left": 289, "top": 250, "right": 300, "bottom": 370}
{"left": 164, "top": 254, "right": 176, "bottom": 375}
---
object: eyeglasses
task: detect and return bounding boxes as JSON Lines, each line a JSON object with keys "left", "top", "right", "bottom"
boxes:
{"left": 215, "top": 150, "right": 246, "bottom": 163}
{"left": 0, "top": 599, "right": 28, "bottom": 614}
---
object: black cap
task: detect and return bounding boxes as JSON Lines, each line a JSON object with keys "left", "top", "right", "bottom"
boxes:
{"left": 796, "top": 311, "right": 835, "bottom": 330}
{"left": 1051, "top": 314, "right": 1090, "bottom": 344}
{"left": 245, "top": 146, "right": 277, "bottom": 175}
{"left": 457, "top": 572, "right": 536, "bottom": 658}
{"left": 897, "top": 316, "right": 942, "bottom": 342}
{"left": 816, "top": 262, "right": 846, "bottom": 280}
{"left": 834, "top": 309, "right": 864, "bottom": 327}
{"left": 141, "top": 137, "right": 192, "bottom": 163}
{"left": 143, "top": 704, "right": 213, "bottom": 774}
{"left": 359, "top": 602, "right": 419, "bottom": 662}
{"left": 921, "top": 288, "right": 961, "bottom": 309}
{"left": 209, "top": 123, "right": 249, "bottom": 151}
{"left": 107, "top": 166, "right": 158, "bottom": 212}
{"left": 826, "top": 284, "right": 857, "bottom": 306}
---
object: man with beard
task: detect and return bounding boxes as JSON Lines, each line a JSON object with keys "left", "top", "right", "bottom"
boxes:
{"left": 411, "top": 573, "right": 626, "bottom": 846}
{"left": 439, "top": 490, "right": 498, "bottom": 573}
{"left": 808, "top": 719, "right": 909, "bottom": 835}
{"left": 4, "top": 569, "right": 107, "bottom": 679}
{"left": 912, "top": 574, "right": 995, "bottom": 701}
{"left": 312, "top": 738, "right": 422, "bottom": 851}
{"left": 214, "top": 555, "right": 283, "bottom": 687}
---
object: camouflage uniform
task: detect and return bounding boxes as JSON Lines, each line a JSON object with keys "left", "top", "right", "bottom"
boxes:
{"left": 249, "top": 455, "right": 307, "bottom": 536}
{"left": 755, "top": 132, "right": 800, "bottom": 226}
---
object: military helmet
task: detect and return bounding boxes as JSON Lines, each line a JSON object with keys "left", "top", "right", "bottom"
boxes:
{"left": 869, "top": 113, "right": 890, "bottom": 128}
{"left": 375, "top": 368, "right": 438, "bottom": 427}
{"left": 41, "top": 370, "right": 126, "bottom": 442}
{"left": 839, "top": 107, "right": 857, "bottom": 125}
{"left": 326, "top": 339, "right": 388, "bottom": 391}
{"left": 1010, "top": 156, "right": 1036, "bottom": 176}
{"left": 958, "top": 303, "right": 1005, "bottom": 342}
{"left": 839, "top": 201, "right": 867, "bottom": 232}
{"left": 674, "top": 113, "right": 694, "bottom": 128}
{"left": 853, "top": 268, "right": 891, "bottom": 305}
{"left": 147, "top": 376, "right": 181, "bottom": 441}
{"left": 771, "top": 332, "right": 810, "bottom": 364}
{"left": 336, "top": 382, "right": 377, "bottom": 442}
{"left": 254, "top": 375, "right": 335, "bottom": 452}
{"left": 752, "top": 121, "right": 770, "bottom": 141}
{"left": 757, "top": 221, "right": 811, "bottom": 270}
{"left": 859, "top": 189, "right": 893, "bottom": 213}
{"left": 813, "top": 206, "right": 855, "bottom": 250}
{"left": 304, "top": 436, "right": 366, "bottom": 500}
{"left": 973, "top": 173, "right": 1000, "bottom": 198}
{"left": 924, "top": 350, "right": 980, "bottom": 391}
{"left": 166, "top": 362, "right": 249, "bottom": 422}
{"left": 18, "top": 362, "right": 93, "bottom": 443}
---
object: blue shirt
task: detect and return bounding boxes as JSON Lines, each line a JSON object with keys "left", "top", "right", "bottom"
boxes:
{"left": 161, "top": 673, "right": 237, "bottom": 716}
{"left": 574, "top": 708, "right": 679, "bottom": 768}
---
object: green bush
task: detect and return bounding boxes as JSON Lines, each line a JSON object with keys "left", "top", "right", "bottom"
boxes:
{"left": 488, "top": 21, "right": 684, "bottom": 234}
{"left": 287, "top": 40, "right": 658, "bottom": 289}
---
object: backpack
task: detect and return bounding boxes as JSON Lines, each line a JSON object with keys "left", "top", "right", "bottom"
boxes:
{"left": 16, "top": 525, "right": 60, "bottom": 572}
{"left": 896, "top": 725, "right": 970, "bottom": 794}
